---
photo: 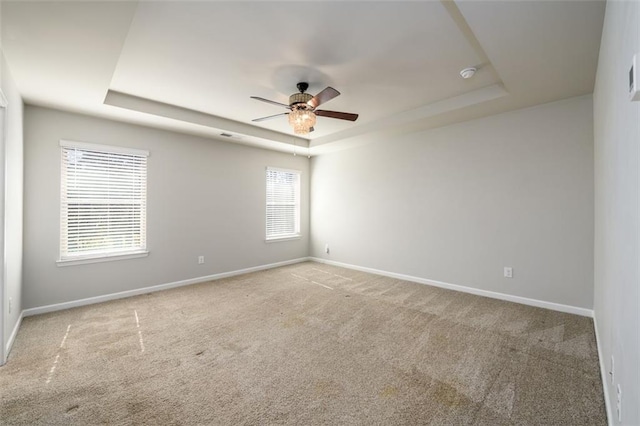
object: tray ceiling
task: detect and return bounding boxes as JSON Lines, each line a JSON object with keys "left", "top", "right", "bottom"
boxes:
{"left": 1, "top": 1, "right": 605, "bottom": 155}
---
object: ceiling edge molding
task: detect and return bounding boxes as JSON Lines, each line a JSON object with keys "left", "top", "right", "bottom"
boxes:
{"left": 310, "top": 83, "right": 509, "bottom": 149}
{"left": 443, "top": 0, "right": 504, "bottom": 87}
{"left": 104, "top": 90, "right": 308, "bottom": 149}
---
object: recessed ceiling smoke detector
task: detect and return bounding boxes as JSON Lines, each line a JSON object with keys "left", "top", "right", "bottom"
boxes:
{"left": 460, "top": 67, "right": 477, "bottom": 79}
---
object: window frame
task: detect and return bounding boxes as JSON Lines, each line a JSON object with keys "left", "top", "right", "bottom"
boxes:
{"left": 57, "top": 140, "right": 149, "bottom": 266}
{"left": 265, "top": 166, "right": 301, "bottom": 242}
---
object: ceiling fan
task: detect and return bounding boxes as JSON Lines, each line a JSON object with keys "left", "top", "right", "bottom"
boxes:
{"left": 250, "top": 82, "right": 358, "bottom": 135}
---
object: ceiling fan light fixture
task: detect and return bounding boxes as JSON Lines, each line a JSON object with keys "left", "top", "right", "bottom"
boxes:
{"left": 288, "top": 109, "right": 316, "bottom": 135}
{"left": 251, "top": 82, "right": 357, "bottom": 134}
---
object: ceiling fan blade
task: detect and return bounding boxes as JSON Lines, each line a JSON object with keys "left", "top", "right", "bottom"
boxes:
{"left": 252, "top": 112, "right": 289, "bottom": 122}
{"left": 307, "top": 87, "right": 340, "bottom": 109}
{"left": 315, "top": 110, "right": 359, "bottom": 121}
{"left": 250, "top": 96, "right": 291, "bottom": 109}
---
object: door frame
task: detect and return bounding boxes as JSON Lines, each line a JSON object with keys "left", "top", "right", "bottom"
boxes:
{"left": 0, "top": 89, "right": 8, "bottom": 365}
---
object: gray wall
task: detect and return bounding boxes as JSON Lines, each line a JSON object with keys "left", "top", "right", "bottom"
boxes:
{"left": 593, "top": 0, "right": 640, "bottom": 424}
{"left": 311, "top": 95, "right": 594, "bottom": 309}
{"left": 23, "top": 106, "right": 309, "bottom": 309}
{"left": 1, "top": 53, "right": 23, "bottom": 358}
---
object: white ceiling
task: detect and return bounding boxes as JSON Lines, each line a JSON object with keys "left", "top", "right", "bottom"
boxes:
{"left": 1, "top": 0, "right": 605, "bottom": 155}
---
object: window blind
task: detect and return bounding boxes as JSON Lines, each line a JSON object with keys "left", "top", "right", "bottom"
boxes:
{"left": 60, "top": 141, "right": 148, "bottom": 260}
{"left": 266, "top": 167, "right": 300, "bottom": 240}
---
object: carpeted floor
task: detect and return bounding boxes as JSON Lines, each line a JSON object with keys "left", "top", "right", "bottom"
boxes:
{"left": 1, "top": 262, "right": 606, "bottom": 425}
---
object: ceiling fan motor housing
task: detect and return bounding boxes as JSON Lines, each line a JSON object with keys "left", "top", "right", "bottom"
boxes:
{"left": 289, "top": 92, "right": 313, "bottom": 108}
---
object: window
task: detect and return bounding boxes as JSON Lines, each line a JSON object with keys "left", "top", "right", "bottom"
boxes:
{"left": 266, "top": 167, "right": 300, "bottom": 241}
{"left": 59, "top": 140, "right": 148, "bottom": 264}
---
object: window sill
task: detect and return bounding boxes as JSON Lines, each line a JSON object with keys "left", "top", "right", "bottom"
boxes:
{"left": 265, "top": 235, "right": 301, "bottom": 243}
{"left": 57, "top": 250, "right": 149, "bottom": 267}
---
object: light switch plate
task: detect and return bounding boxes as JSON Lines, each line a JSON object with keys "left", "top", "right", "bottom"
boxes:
{"left": 630, "top": 53, "right": 640, "bottom": 101}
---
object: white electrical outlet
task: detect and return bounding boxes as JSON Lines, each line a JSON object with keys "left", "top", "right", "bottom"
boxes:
{"left": 504, "top": 267, "right": 513, "bottom": 278}
{"left": 610, "top": 355, "right": 615, "bottom": 385}
{"left": 325, "top": 244, "right": 330, "bottom": 254}
{"left": 198, "top": 256, "right": 205, "bottom": 265}
{"left": 616, "top": 384, "right": 622, "bottom": 422}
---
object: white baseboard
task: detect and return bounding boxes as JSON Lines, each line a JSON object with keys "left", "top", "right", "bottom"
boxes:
{"left": 310, "top": 257, "right": 594, "bottom": 317}
{"left": 23, "top": 257, "right": 311, "bottom": 317}
{"left": 4, "top": 310, "right": 24, "bottom": 363}
{"left": 593, "top": 313, "right": 613, "bottom": 426}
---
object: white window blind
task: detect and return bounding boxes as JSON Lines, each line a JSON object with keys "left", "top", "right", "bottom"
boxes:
{"left": 266, "top": 167, "right": 300, "bottom": 240}
{"left": 59, "top": 140, "right": 148, "bottom": 261}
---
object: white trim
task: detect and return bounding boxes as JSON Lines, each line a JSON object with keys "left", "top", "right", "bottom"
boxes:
{"left": 57, "top": 251, "right": 149, "bottom": 267}
{"left": 593, "top": 313, "right": 613, "bottom": 426}
{"left": 3, "top": 310, "right": 23, "bottom": 365}
{"left": 266, "top": 166, "right": 301, "bottom": 174}
{"left": 59, "top": 139, "right": 149, "bottom": 157}
{"left": 265, "top": 235, "right": 301, "bottom": 243}
{"left": 310, "top": 257, "right": 594, "bottom": 317}
{"left": 23, "top": 257, "right": 310, "bottom": 317}
{"left": 0, "top": 94, "right": 6, "bottom": 365}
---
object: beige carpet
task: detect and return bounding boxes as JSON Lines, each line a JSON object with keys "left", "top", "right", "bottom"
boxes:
{"left": 1, "top": 262, "right": 606, "bottom": 425}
